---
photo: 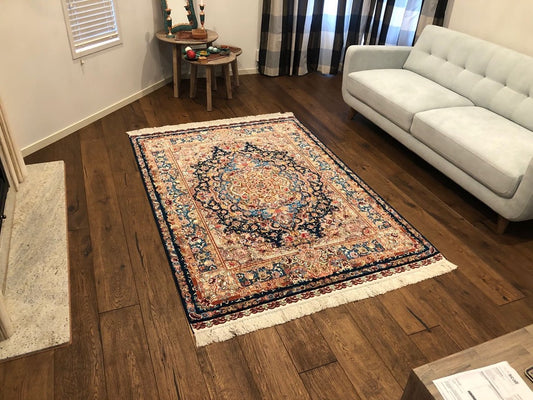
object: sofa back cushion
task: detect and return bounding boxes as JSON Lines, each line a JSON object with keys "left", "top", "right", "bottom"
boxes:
{"left": 403, "top": 25, "right": 533, "bottom": 131}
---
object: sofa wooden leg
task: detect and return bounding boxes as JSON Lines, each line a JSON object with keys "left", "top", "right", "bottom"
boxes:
{"left": 349, "top": 108, "right": 357, "bottom": 119}
{"left": 496, "top": 215, "right": 510, "bottom": 234}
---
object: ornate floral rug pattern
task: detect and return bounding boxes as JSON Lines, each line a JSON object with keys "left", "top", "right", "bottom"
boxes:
{"left": 128, "top": 113, "right": 456, "bottom": 346}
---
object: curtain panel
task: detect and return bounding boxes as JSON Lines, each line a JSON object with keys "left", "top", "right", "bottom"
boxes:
{"left": 259, "top": 0, "right": 448, "bottom": 76}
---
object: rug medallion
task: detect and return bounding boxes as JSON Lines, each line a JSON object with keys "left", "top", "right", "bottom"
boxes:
{"left": 128, "top": 113, "right": 456, "bottom": 346}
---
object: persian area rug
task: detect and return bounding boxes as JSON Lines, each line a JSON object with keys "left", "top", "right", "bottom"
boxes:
{"left": 128, "top": 112, "right": 457, "bottom": 346}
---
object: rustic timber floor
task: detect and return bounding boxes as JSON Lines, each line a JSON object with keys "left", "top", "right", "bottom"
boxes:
{"left": 4, "top": 73, "right": 533, "bottom": 400}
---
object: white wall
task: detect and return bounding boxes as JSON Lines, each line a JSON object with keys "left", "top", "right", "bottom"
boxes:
{"left": 445, "top": 0, "right": 533, "bottom": 56}
{"left": 205, "top": 0, "right": 261, "bottom": 71}
{"left": 0, "top": 0, "right": 261, "bottom": 154}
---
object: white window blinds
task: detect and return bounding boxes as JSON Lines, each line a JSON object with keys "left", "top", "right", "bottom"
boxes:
{"left": 62, "top": 0, "right": 122, "bottom": 59}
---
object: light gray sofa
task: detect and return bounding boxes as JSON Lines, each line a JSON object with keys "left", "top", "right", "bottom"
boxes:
{"left": 342, "top": 25, "right": 533, "bottom": 232}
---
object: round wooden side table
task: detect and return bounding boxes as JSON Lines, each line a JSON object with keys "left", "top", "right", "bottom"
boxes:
{"left": 184, "top": 53, "right": 236, "bottom": 111}
{"left": 155, "top": 29, "right": 219, "bottom": 98}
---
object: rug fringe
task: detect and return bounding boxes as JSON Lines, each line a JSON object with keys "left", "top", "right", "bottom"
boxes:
{"left": 194, "top": 259, "right": 457, "bottom": 347}
{"left": 127, "top": 112, "right": 295, "bottom": 136}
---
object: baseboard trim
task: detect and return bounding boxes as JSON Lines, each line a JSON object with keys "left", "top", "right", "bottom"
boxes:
{"left": 21, "top": 77, "right": 172, "bottom": 156}
{"left": 238, "top": 68, "right": 258, "bottom": 75}
{"left": 22, "top": 69, "right": 259, "bottom": 156}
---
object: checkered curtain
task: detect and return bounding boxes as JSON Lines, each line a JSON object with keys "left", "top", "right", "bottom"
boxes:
{"left": 259, "top": 0, "right": 448, "bottom": 76}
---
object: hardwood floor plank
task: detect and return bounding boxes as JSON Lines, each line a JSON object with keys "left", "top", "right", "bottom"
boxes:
{"left": 53, "top": 228, "right": 107, "bottom": 400}
{"left": 275, "top": 315, "right": 337, "bottom": 373}
{"left": 197, "top": 339, "right": 262, "bottom": 400}
{"left": 100, "top": 108, "right": 213, "bottom": 400}
{"left": 313, "top": 306, "right": 404, "bottom": 400}
{"left": 379, "top": 287, "right": 440, "bottom": 335}
{"left": 410, "top": 325, "right": 462, "bottom": 362}
{"left": 119, "top": 204, "right": 212, "bottom": 400}
{"left": 497, "top": 299, "right": 533, "bottom": 332}
{"left": 346, "top": 299, "right": 428, "bottom": 387}
{"left": 137, "top": 95, "right": 161, "bottom": 128}
{"left": 80, "top": 123, "right": 138, "bottom": 313}
{"left": 411, "top": 279, "right": 495, "bottom": 349}
{"left": 123, "top": 102, "right": 150, "bottom": 132}
{"left": 100, "top": 306, "right": 159, "bottom": 400}
{"left": 434, "top": 271, "right": 510, "bottom": 338}
{"left": 0, "top": 351, "right": 54, "bottom": 400}
{"left": 457, "top": 259, "right": 525, "bottom": 306}
{"left": 299, "top": 362, "right": 362, "bottom": 400}
{"left": 423, "top": 234, "right": 524, "bottom": 307}
{"left": 238, "top": 328, "right": 311, "bottom": 400}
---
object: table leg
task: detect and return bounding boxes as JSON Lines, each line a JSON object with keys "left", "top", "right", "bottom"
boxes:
{"left": 212, "top": 69, "right": 218, "bottom": 91}
{"left": 206, "top": 66, "right": 213, "bottom": 111}
{"left": 172, "top": 45, "right": 182, "bottom": 98}
{"left": 190, "top": 65, "right": 197, "bottom": 98}
{"left": 223, "top": 64, "right": 232, "bottom": 99}
{"left": 231, "top": 59, "right": 240, "bottom": 87}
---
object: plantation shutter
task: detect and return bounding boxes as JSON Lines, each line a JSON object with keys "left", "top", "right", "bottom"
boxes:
{"left": 62, "top": 0, "right": 122, "bottom": 59}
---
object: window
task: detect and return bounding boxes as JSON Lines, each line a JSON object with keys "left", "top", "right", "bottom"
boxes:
{"left": 62, "top": 0, "right": 122, "bottom": 59}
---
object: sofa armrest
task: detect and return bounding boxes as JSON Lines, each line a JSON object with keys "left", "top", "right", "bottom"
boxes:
{"left": 511, "top": 157, "right": 533, "bottom": 221}
{"left": 342, "top": 45, "right": 413, "bottom": 112}
{"left": 343, "top": 45, "right": 412, "bottom": 75}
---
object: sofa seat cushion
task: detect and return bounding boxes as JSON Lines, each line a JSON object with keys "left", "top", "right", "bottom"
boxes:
{"left": 412, "top": 107, "right": 533, "bottom": 198}
{"left": 344, "top": 69, "right": 473, "bottom": 131}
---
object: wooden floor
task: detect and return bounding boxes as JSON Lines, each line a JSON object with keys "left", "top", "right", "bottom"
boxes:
{"left": 3, "top": 73, "right": 532, "bottom": 399}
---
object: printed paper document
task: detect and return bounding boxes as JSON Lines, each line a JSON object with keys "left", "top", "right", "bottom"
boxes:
{"left": 433, "top": 361, "right": 533, "bottom": 400}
